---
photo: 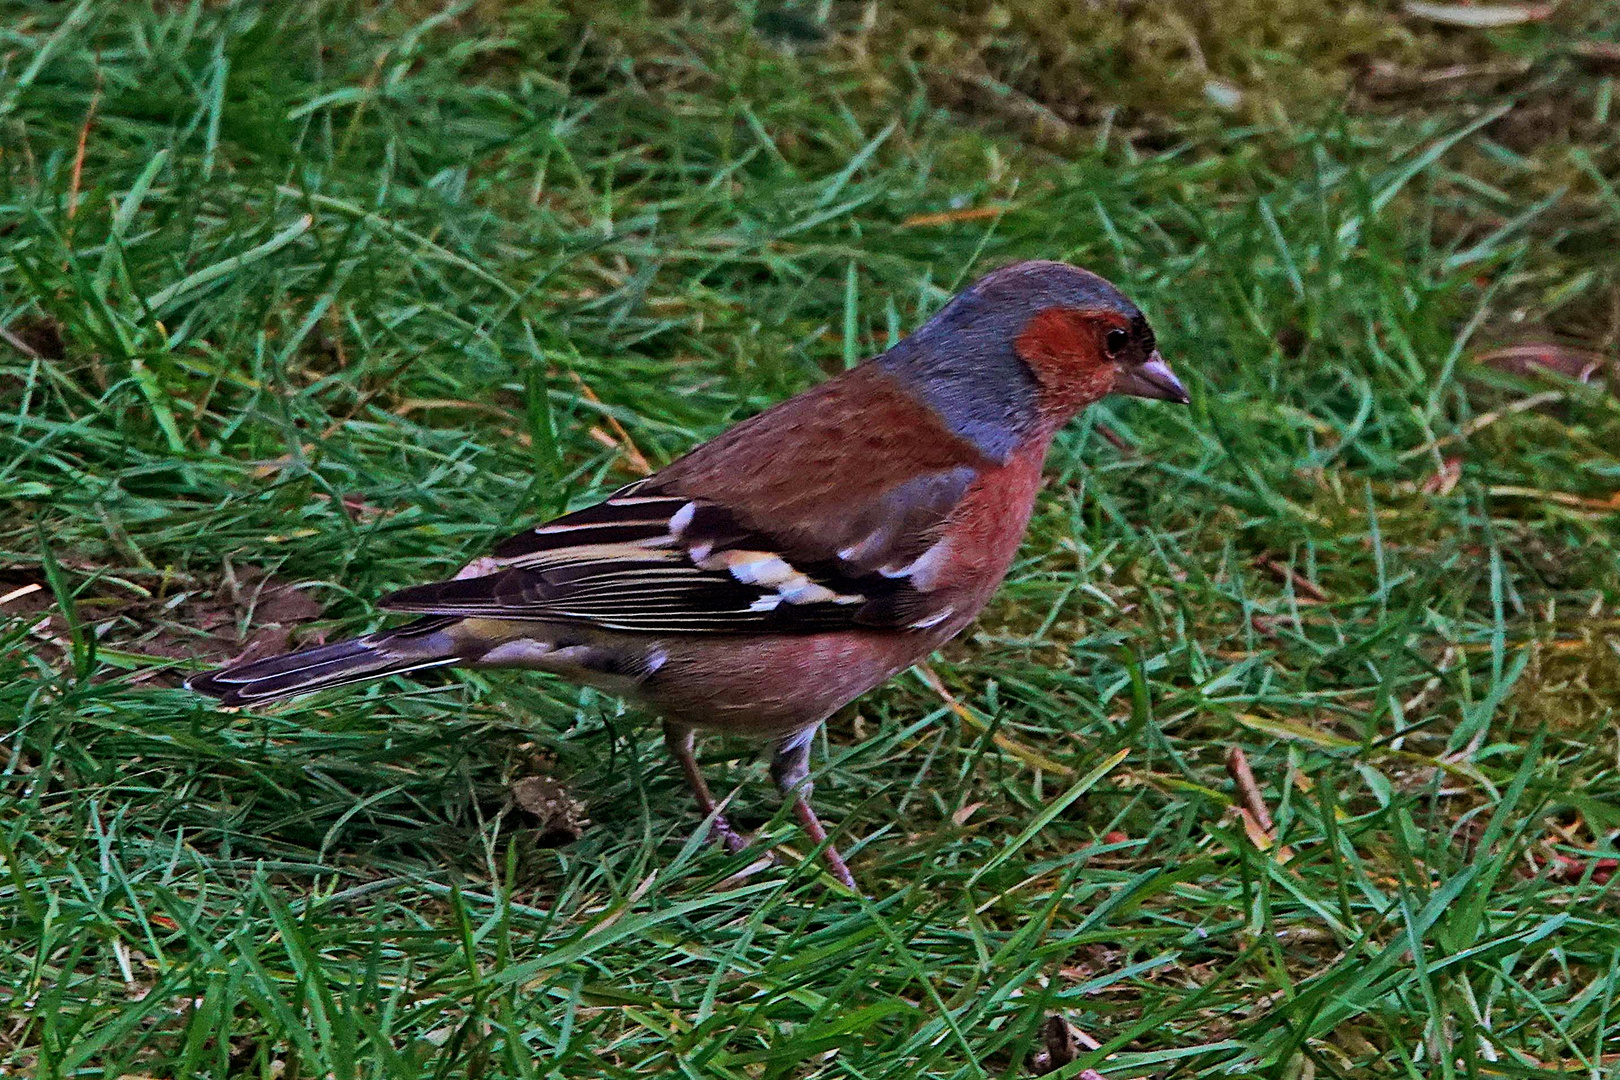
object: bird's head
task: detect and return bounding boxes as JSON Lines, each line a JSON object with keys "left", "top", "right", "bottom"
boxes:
{"left": 876, "top": 260, "right": 1188, "bottom": 460}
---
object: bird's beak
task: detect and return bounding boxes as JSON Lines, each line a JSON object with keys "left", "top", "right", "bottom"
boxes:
{"left": 1113, "top": 351, "right": 1189, "bottom": 404}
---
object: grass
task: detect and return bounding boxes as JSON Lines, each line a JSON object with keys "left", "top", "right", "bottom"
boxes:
{"left": 3, "top": 1, "right": 1620, "bottom": 1076}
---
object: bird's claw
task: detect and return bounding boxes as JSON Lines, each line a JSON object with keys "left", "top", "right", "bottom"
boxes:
{"left": 705, "top": 812, "right": 752, "bottom": 855}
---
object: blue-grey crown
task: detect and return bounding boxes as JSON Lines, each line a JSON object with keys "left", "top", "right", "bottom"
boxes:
{"left": 873, "top": 262, "right": 1141, "bottom": 461}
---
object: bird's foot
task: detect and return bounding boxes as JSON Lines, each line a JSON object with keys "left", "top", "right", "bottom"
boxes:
{"left": 701, "top": 807, "right": 858, "bottom": 892}
{"left": 791, "top": 797, "right": 857, "bottom": 890}
{"left": 704, "top": 810, "right": 752, "bottom": 856}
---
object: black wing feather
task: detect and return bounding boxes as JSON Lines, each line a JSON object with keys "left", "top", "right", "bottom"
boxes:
{"left": 378, "top": 477, "right": 964, "bottom": 634}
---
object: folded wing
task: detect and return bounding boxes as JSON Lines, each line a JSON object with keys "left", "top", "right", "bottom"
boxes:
{"left": 379, "top": 470, "right": 973, "bottom": 633}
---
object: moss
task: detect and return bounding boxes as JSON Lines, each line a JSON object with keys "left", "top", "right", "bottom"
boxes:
{"left": 1512, "top": 630, "right": 1620, "bottom": 733}
{"left": 878, "top": 0, "right": 1417, "bottom": 130}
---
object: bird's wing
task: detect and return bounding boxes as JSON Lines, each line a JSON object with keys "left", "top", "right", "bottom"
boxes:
{"left": 377, "top": 470, "right": 974, "bottom": 633}
{"left": 379, "top": 368, "right": 991, "bottom": 634}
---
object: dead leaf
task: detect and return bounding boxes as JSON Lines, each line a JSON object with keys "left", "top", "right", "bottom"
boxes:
{"left": 1549, "top": 853, "right": 1618, "bottom": 885}
{"left": 1029, "top": 1014, "right": 1077, "bottom": 1076}
{"left": 248, "top": 577, "right": 322, "bottom": 627}
{"left": 1030, "top": 1013, "right": 1106, "bottom": 1078}
{"left": 186, "top": 569, "right": 324, "bottom": 668}
{"left": 510, "top": 775, "right": 589, "bottom": 844}
{"left": 952, "top": 802, "right": 985, "bottom": 827}
{"left": 3, "top": 561, "right": 333, "bottom": 683}
{"left": 1422, "top": 457, "right": 1463, "bottom": 497}
{"left": 1238, "top": 808, "right": 1277, "bottom": 851}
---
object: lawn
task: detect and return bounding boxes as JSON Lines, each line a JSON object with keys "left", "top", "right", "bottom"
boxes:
{"left": 4, "top": 1, "right": 1620, "bottom": 1076}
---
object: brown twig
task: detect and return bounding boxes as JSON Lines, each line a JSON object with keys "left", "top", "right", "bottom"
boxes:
{"left": 1253, "top": 555, "right": 1329, "bottom": 602}
{"left": 1226, "top": 747, "right": 1273, "bottom": 832}
{"left": 1225, "top": 747, "right": 1295, "bottom": 862}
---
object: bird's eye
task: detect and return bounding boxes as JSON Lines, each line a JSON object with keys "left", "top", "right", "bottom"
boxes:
{"left": 1104, "top": 328, "right": 1129, "bottom": 357}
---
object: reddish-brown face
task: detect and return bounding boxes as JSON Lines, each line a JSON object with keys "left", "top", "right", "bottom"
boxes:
{"left": 1013, "top": 306, "right": 1186, "bottom": 424}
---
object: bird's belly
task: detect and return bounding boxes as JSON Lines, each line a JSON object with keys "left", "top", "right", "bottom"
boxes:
{"left": 451, "top": 614, "right": 981, "bottom": 742}
{"left": 639, "top": 624, "right": 963, "bottom": 739}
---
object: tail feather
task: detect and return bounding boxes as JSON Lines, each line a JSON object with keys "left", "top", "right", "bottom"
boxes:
{"left": 187, "top": 617, "right": 461, "bottom": 706}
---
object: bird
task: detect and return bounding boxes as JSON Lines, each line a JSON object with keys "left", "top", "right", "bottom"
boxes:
{"left": 187, "top": 260, "right": 1188, "bottom": 888}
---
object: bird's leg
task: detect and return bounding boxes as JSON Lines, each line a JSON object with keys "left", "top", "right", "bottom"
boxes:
{"left": 663, "top": 720, "right": 749, "bottom": 854}
{"left": 770, "top": 726, "right": 856, "bottom": 889}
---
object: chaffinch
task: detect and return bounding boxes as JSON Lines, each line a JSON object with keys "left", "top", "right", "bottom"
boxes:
{"left": 189, "top": 260, "right": 1188, "bottom": 887}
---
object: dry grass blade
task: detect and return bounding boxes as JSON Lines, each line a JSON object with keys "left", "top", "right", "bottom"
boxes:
{"left": 1474, "top": 344, "right": 1608, "bottom": 383}
{"left": 916, "top": 663, "right": 1074, "bottom": 776}
{"left": 1399, "top": 390, "right": 1565, "bottom": 460}
{"left": 66, "top": 70, "right": 101, "bottom": 222}
{"left": 1403, "top": 2, "right": 1555, "bottom": 28}
{"left": 900, "top": 205, "right": 1012, "bottom": 228}
{"left": 0, "top": 582, "right": 43, "bottom": 607}
{"left": 567, "top": 370, "right": 653, "bottom": 476}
